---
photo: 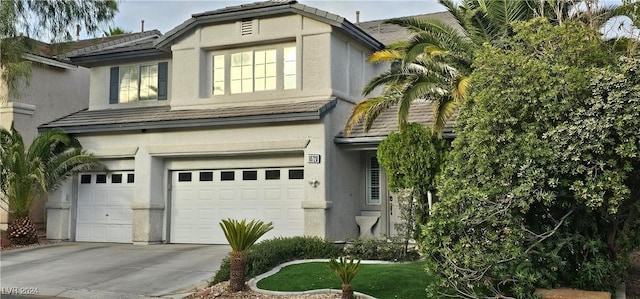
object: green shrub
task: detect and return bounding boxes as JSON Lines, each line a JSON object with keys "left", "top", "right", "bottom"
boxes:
{"left": 343, "top": 238, "right": 420, "bottom": 261}
{"left": 211, "top": 236, "right": 341, "bottom": 284}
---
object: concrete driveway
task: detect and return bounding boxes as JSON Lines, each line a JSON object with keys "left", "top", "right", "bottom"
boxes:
{"left": 0, "top": 242, "right": 230, "bottom": 298}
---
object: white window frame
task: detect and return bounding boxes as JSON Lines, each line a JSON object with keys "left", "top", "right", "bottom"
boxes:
{"left": 211, "top": 43, "right": 296, "bottom": 96}
{"left": 119, "top": 64, "right": 158, "bottom": 103}
{"left": 366, "top": 152, "right": 381, "bottom": 206}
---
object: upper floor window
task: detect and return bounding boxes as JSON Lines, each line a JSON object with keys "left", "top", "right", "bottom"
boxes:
{"left": 109, "top": 62, "right": 168, "bottom": 104}
{"left": 212, "top": 45, "right": 296, "bottom": 96}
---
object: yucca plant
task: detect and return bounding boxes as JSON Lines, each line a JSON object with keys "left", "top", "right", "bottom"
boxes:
{"left": 328, "top": 256, "right": 361, "bottom": 299}
{"left": 219, "top": 218, "right": 273, "bottom": 292}
{"left": 0, "top": 124, "right": 102, "bottom": 244}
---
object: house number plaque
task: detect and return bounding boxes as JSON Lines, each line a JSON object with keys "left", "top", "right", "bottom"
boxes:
{"left": 308, "top": 154, "right": 321, "bottom": 164}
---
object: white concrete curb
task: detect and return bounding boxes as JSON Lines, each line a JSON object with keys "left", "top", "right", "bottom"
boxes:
{"left": 248, "top": 259, "right": 402, "bottom": 299}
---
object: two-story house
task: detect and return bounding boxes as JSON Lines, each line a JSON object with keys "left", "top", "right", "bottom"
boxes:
{"left": 40, "top": 0, "right": 454, "bottom": 244}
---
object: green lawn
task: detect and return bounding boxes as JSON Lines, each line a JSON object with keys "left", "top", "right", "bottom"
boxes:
{"left": 256, "top": 261, "right": 434, "bottom": 298}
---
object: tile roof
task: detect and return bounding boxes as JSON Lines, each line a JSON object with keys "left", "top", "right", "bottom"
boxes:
{"left": 192, "top": 0, "right": 297, "bottom": 17}
{"left": 339, "top": 100, "right": 455, "bottom": 139}
{"left": 156, "top": 0, "right": 382, "bottom": 50}
{"left": 65, "top": 30, "right": 162, "bottom": 58}
{"left": 356, "top": 11, "right": 460, "bottom": 45}
{"left": 40, "top": 99, "right": 336, "bottom": 133}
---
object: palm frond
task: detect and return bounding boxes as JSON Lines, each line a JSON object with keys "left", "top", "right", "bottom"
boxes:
{"left": 432, "top": 95, "right": 459, "bottom": 137}
{"left": 0, "top": 125, "right": 104, "bottom": 218}
{"left": 362, "top": 68, "right": 413, "bottom": 96}
{"left": 344, "top": 95, "right": 400, "bottom": 135}
{"left": 219, "top": 218, "right": 273, "bottom": 252}
{"left": 328, "top": 257, "right": 361, "bottom": 284}
{"left": 368, "top": 49, "right": 405, "bottom": 63}
{"left": 45, "top": 148, "right": 104, "bottom": 191}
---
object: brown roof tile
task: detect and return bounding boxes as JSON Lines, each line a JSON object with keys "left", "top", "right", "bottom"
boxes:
{"left": 356, "top": 11, "right": 460, "bottom": 45}
{"left": 40, "top": 99, "right": 336, "bottom": 133}
{"left": 341, "top": 100, "right": 455, "bottom": 138}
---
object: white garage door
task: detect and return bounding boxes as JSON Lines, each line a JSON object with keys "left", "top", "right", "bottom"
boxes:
{"left": 170, "top": 167, "right": 305, "bottom": 244}
{"left": 76, "top": 172, "right": 134, "bottom": 243}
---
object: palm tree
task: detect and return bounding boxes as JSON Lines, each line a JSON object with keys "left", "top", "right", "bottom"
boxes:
{"left": 219, "top": 218, "right": 273, "bottom": 292}
{"left": 345, "top": 0, "right": 622, "bottom": 137}
{"left": 0, "top": 125, "right": 102, "bottom": 244}
{"left": 328, "top": 257, "right": 361, "bottom": 299}
{"left": 103, "top": 26, "right": 131, "bottom": 36}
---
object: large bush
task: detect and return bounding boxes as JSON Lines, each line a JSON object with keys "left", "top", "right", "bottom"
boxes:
{"left": 377, "top": 123, "right": 447, "bottom": 241}
{"left": 423, "top": 18, "right": 640, "bottom": 298}
{"left": 211, "top": 236, "right": 341, "bottom": 284}
{"left": 343, "top": 238, "right": 420, "bottom": 261}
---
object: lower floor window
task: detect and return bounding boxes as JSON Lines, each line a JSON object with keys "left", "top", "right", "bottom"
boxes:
{"left": 366, "top": 153, "right": 381, "bottom": 205}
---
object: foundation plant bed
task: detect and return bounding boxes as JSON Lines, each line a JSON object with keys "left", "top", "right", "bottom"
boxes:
{"left": 256, "top": 261, "right": 435, "bottom": 298}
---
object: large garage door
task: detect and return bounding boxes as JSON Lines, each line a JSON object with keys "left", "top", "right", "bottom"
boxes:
{"left": 76, "top": 172, "right": 134, "bottom": 243}
{"left": 170, "top": 167, "right": 305, "bottom": 244}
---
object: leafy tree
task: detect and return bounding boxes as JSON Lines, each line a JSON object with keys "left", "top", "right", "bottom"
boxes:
{"left": 0, "top": 125, "right": 103, "bottom": 244}
{"left": 219, "top": 218, "right": 273, "bottom": 292}
{"left": 327, "top": 257, "right": 361, "bottom": 299}
{"left": 423, "top": 18, "right": 639, "bottom": 298}
{"left": 0, "top": 0, "right": 118, "bottom": 101}
{"left": 377, "top": 123, "right": 446, "bottom": 244}
{"left": 345, "top": 0, "right": 624, "bottom": 137}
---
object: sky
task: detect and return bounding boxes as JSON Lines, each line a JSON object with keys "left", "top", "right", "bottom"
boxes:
{"left": 94, "top": 0, "right": 447, "bottom": 38}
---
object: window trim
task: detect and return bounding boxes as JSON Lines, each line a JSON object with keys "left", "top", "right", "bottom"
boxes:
{"left": 109, "top": 61, "right": 168, "bottom": 104}
{"left": 366, "top": 153, "right": 381, "bottom": 206}
{"left": 211, "top": 43, "right": 296, "bottom": 97}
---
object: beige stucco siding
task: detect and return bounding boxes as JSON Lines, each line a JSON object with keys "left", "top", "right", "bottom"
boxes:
{"left": 1, "top": 63, "right": 89, "bottom": 230}
{"left": 324, "top": 100, "right": 363, "bottom": 240}
{"left": 3, "top": 63, "right": 89, "bottom": 144}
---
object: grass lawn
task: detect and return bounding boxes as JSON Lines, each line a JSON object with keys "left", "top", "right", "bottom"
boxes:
{"left": 256, "top": 261, "right": 434, "bottom": 298}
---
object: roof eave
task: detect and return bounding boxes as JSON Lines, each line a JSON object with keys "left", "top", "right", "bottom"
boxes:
{"left": 334, "top": 136, "right": 387, "bottom": 146}
{"left": 334, "top": 131, "right": 455, "bottom": 146}
{"left": 23, "top": 53, "right": 78, "bottom": 70}
{"left": 69, "top": 49, "right": 171, "bottom": 67}
{"left": 41, "top": 111, "right": 325, "bottom": 134}
{"left": 39, "top": 99, "right": 337, "bottom": 134}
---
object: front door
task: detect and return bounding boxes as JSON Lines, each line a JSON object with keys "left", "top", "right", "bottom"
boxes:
{"left": 388, "top": 191, "right": 402, "bottom": 237}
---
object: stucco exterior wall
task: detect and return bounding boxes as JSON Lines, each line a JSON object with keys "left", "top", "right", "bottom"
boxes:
{"left": 324, "top": 100, "right": 363, "bottom": 240}
{"left": 3, "top": 63, "right": 89, "bottom": 144}
{"left": 1, "top": 63, "right": 89, "bottom": 230}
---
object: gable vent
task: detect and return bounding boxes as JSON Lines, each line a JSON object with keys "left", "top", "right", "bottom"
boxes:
{"left": 241, "top": 19, "right": 253, "bottom": 36}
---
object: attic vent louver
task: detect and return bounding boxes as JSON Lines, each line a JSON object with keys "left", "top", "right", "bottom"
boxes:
{"left": 241, "top": 19, "right": 253, "bottom": 36}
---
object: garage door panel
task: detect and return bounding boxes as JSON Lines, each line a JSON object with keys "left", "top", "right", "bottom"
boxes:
{"left": 77, "top": 206, "right": 107, "bottom": 223}
{"left": 107, "top": 225, "right": 132, "bottom": 243}
{"left": 264, "top": 189, "right": 281, "bottom": 200}
{"left": 93, "top": 190, "right": 109, "bottom": 205}
{"left": 241, "top": 189, "right": 258, "bottom": 200}
{"left": 107, "top": 206, "right": 131, "bottom": 223}
{"left": 171, "top": 167, "right": 304, "bottom": 244}
{"left": 76, "top": 172, "right": 134, "bottom": 243}
{"left": 219, "top": 189, "right": 236, "bottom": 200}
{"left": 198, "top": 190, "right": 215, "bottom": 200}
{"left": 287, "top": 188, "right": 304, "bottom": 199}
{"left": 77, "top": 225, "right": 106, "bottom": 242}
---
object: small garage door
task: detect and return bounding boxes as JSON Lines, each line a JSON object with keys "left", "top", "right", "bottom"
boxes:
{"left": 170, "top": 167, "right": 305, "bottom": 244}
{"left": 76, "top": 172, "right": 134, "bottom": 243}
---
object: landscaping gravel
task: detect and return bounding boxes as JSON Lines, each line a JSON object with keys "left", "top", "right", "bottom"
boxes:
{"left": 186, "top": 281, "right": 342, "bottom": 299}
